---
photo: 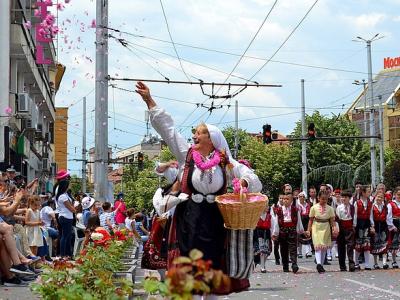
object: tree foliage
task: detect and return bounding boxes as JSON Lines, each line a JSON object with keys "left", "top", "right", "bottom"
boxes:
{"left": 384, "top": 147, "right": 400, "bottom": 190}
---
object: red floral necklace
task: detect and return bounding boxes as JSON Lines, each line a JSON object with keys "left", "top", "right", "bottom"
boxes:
{"left": 192, "top": 148, "right": 221, "bottom": 171}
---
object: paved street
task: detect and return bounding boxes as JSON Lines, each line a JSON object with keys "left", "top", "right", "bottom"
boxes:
{"left": 226, "top": 256, "right": 400, "bottom": 300}
{"left": 131, "top": 255, "right": 400, "bottom": 299}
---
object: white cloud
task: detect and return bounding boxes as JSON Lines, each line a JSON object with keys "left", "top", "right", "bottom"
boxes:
{"left": 341, "top": 13, "right": 387, "bottom": 30}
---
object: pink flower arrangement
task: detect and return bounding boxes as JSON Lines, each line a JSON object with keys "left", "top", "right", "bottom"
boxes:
{"left": 192, "top": 147, "right": 221, "bottom": 171}
{"left": 232, "top": 178, "right": 248, "bottom": 194}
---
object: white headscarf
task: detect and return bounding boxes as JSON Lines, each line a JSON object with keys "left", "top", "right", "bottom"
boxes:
{"left": 206, "top": 124, "right": 233, "bottom": 159}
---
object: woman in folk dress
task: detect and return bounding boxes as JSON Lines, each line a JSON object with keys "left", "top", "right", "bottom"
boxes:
{"left": 136, "top": 82, "right": 262, "bottom": 297}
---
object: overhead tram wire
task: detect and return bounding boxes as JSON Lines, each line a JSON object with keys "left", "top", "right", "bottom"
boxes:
{"left": 214, "top": 0, "right": 279, "bottom": 96}
{"left": 159, "top": 0, "right": 191, "bottom": 82}
{"left": 105, "top": 26, "right": 398, "bottom": 79}
{"left": 234, "top": 0, "right": 320, "bottom": 94}
{"left": 215, "top": 0, "right": 319, "bottom": 125}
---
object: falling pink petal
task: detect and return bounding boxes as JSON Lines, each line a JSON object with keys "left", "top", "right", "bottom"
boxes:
{"left": 65, "top": 0, "right": 71, "bottom": 3}
{"left": 56, "top": 3, "right": 64, "bottom": 10}
{"left": 72, "top": 80, "right": 77, "bottom": 88}
{"left": 4, "top": 107, "right": 12, "bottom": 116}
{"left": 90, "top": 19, "right": 96, "bottom": 28}
{"left": 34, "top": 9, "right": 40, "bottom": 16}
{"left": 24, "top": 21, "right": 32, "bottom": 29}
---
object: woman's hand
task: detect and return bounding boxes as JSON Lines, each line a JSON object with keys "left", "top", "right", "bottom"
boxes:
{"left": 135, "top": 81, "right": 156, "bottom": 109}
{"left": 304, "top": 230, "right": 311, "bottom": 238}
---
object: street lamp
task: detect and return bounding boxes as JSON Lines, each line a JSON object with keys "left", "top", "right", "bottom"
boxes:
{"left": 352, "top": 34, "right": 383, "bottom": 189}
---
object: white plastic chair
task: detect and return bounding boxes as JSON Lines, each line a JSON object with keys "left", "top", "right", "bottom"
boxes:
{"left": 73, "top": 226, "right": 85, "bottom": 257}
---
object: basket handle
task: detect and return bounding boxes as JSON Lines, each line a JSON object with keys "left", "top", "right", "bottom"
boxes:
{"left": 239, "top": 186, "right": 247, "bottom": 202}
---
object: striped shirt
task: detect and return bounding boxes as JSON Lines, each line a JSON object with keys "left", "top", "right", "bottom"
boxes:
{"left": 99, "top": 211, "right": 115, "bottom": 230}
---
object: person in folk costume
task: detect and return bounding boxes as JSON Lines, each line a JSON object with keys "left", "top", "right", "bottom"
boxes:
{"left": 335, "top": 190, "right": 356, "bottom": 272}
{"left": 305, "top": 190, "right": 338, "bottom": 273}
{"left": 386, "top": 186, "right": 400, "bottom": 269}
{"left": 254, "top": 201, "right": 272, "bottom": 273}
{"left": 271, "top": 192, "right": 284, "bottom": 265}
{"left": 370, "top": 191, "right": 389, "bottom": 269}
{"left": 271, "top": 192, "right": 304, "bottom": 273}
{"left": 297, "top": 191, "right": 312, "bottom": 258}
{"left": 353, "top": 185, "right": 374, "bottom": 270}
{"left": 136, "top": 82, "right": 262, "bottom": 296}
{"left": 351, "top": 182, "right": 363, "bottom": 205}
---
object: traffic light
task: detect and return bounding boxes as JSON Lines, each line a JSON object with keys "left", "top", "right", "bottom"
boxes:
{"left": 308, "top": 123, "right": 316, "bottom": 141}
{"left": 138, "top": 152, "right": 144, "bottom": 170}
{"left": 262, "top": 124, "right": 272, "bottom": 144}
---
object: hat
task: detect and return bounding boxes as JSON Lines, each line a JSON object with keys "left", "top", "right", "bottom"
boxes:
{"left": 81, "top": 196, "right": 95, "bottom": 210}
{"left": 6, "top": 167, "right": 15, "bottom": 173}
{"left": 334, "top": 188, "right": 341, "bottom": 194}
{"left": 326, "top": 184, "right": 333, "bottom": 191}
{"left": 56, "top": 169, "right": 70, "bottom": 180}
{"left": 298, "top": 191, "right": 307, "bottom": 198}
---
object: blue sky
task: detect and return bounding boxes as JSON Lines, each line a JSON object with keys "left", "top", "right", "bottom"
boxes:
{"left": 54, "top": 0, "right": 400, "bottom": 175}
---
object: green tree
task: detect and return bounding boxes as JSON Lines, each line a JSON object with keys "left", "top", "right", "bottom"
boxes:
{"left": 69, "top": 175, "right": 82, "bottom": 196}
{"left": 291, "top": 112, "right": 371, "bottom": 188}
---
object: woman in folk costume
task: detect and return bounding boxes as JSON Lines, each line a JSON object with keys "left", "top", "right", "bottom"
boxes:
{"left": 136, "top": 82, "right": 262, "bottom": 296}
{"left": 297, "top": 191, "right": 312, "bottom": 258}
{"left": 387, "top": 186, "right": 400, "bottom": 269}
{"left": 370, "top": 191, "right": 389, "bottom": 269}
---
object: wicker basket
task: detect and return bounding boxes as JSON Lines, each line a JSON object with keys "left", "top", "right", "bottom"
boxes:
{"left": 215, "top": 193, "right": 267, "bottom": 230}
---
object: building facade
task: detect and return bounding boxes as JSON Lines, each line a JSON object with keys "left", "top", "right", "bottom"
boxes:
{"left": 347, "top": 62, "right": 400, "bottom": 148}
{"left": 54, "top": 107, "right": 68, "bottom": 171}
{"left": 0, "top": 0, "right": 65, "bottom": 192}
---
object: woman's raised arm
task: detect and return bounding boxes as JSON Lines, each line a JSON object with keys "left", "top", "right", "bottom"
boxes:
{"left": 135, "top": 81, "right": 189, "bottom": 165}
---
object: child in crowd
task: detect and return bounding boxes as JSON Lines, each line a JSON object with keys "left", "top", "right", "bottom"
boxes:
{"left": 135, "top": 214, "right": 149, "bottom": 244}
{"left": 125, "top": 208, "right": 136, "bottom": 231}
{"left": 371, "top": 191, "right": 389, "bottom": 269}
{"left": 254, "top": 202, "right": 272, "bottom": 273}
{"left": 99, "top": 202, "right": 115, "bottom": 232}
{"left": 336, "top": 190, "right": 355, "bottom": 272}
{"left": 297, "top": 192, "right": 312, "bottom": 258}
{"left": 353, "top": 185, "right": 374, "bottom": 270}
{"left": 272, "top": 193, "right": 303, "bottom": 273}
{"left": 306, "top": 190, "right": 337, "bottom": 273}
{"left": 271, "top": 193, "right": 284, "bottom": 265}
{"left": 24, "top": 195, "right": 44, "bottom": 256}
{"left": 387, "top": 186, "right": 400, "bottom": 269}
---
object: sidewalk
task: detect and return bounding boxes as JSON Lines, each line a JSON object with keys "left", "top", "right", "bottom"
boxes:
{"left": 0, "top": 285, "right": 39, "bottom": 300}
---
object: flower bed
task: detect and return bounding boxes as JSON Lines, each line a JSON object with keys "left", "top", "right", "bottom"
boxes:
{"left": 31, "top": 231, "right": 134, "bottom": 299}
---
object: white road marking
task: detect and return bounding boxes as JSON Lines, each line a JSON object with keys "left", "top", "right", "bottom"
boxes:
{"left": 343, "top": 278, "right": 400, "bottom": 298}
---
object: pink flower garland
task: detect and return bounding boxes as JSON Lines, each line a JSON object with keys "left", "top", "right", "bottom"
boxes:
{"left": 192, "top": 148, "right": 221, "bottom": 171}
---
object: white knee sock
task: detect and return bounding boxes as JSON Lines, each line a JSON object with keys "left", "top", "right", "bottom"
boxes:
{"left": 321, "top": 249, "right": 327, "bottom": 262}
{"left": 315, "top": 250, "right": 322, "bottom": 264}
{"left": 260, "top": 254, "right": 266, "bottom": 269}
{"left": 364, "top": 251, "right": 370, "bottom": 268}
{"left": 205, "top": 294, "right": 218, "bottom": 300}
{"left": 192, "top": 295, "right": 203, "bottom": 300}
{"left": 354, "top": 251, "right": 360, "bottom": 265}
{"left": 327, "top": 248, "right": 332, "bottom": 257}
{"left": 383, "top": 254, "right": 387, "bottom": 265}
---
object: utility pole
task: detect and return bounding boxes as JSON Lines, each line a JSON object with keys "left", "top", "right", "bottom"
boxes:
{"left": 81, "top": 97, "right": 87, "bottom": 194}
{"left": 352, "top": 79, "right": 368, "bottom": 136}
{"left": 354, "top": 34, "right": 383, "bottom": 189}
{"left": 301, "top": 79, "right": 307, "bottom": 194}
{"left": 0, "top": 0, "right": 10, "bottom": 166}
{"left": 94, "top": 0, "right": 109, "bottom": 201}
{"left": 378, "top": 95, "right": 384, "bottom": 182}
{"left": 234, "top": 100, "right": 239, "bottom": 159}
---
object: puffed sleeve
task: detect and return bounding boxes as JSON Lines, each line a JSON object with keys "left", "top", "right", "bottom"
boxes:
{"left": 296, "top": 209, "right": 304, "bottom": 234}
{"left": 149, "top": 106, "right": 189, "bottom": 165}
{"left": 309, "top": 205, "right": 316, "bottom": 218}
{"left": 154, "top": 162, "right": 179, "bottom": 184}
{"left": 271, "top": 214, "right": 279, "bottom": 236}
{"left": 387, "top": 203, "right": 395, "bottom": 230}
{"left": 231, "top": 160, "right": 262, "bottom": 193}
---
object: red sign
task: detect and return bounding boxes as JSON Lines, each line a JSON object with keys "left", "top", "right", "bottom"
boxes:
{"left": 384, "top": 56, "right": 400, "bottom": 69}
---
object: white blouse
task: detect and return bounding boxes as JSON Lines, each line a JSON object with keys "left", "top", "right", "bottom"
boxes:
{"left": 149, "top": 106, "right": 262, "bottom": 196}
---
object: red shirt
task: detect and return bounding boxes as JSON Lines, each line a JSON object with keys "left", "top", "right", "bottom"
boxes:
{"left": 114, "top": 200, "right": 127, "bottom": 224}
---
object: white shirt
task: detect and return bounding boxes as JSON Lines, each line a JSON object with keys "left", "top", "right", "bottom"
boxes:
{"left": 336, "top": 203, "right": 352, "bottom": 221}
{"left": 387, "top": 199, "right": 400, "bottom": 230}
{"left": 149, "top": 106, "right": 262, "bottom": 195}
{"left": 271, "top": 203, "right": 304, "bottom": 236}
{"left": 40, "top": 206, "right": 55, "bottom": 227}
{"left": 57, "top": 193, "right": 74, "bottom": 219}
{"left": 125, "top": 217, "right": 134, "bottom": 231}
